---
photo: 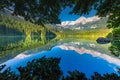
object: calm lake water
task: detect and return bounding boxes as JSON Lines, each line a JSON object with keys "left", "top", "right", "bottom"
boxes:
{"left": 0, "top": 36, "right": 120, "bottom": 77}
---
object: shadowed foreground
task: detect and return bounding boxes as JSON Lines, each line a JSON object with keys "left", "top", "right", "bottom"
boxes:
{"left": 0, "top": 57, "right": 120, "bottom": 80}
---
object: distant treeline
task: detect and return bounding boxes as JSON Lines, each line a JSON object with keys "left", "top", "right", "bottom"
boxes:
{"left": 0, "top": 14, "right": 53, "bottom": 36}
{"left": 0, "top": 14, "right": 111, "bottom": 39}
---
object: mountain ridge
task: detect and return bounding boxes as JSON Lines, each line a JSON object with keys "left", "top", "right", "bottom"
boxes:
{"left": 57, "top": 16, "right": 108, "bottom": 30}
{"left": 60, "top": 16, "right": 100, "bottom": 26}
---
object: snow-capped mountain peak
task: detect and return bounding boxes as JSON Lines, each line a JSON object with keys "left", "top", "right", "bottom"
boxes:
{"left": 76, "top": 16, "right": 86, "bottom": 24}
{"left": 61, "top": 16, "right": 100, "bottom": 26}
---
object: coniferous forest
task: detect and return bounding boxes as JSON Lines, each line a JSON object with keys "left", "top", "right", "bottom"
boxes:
{"left": 0, "top": 0, "right": 120, "bottom": 80}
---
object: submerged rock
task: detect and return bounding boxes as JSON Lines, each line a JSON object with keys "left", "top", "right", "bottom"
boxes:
{"left": 96, "top": 37, "right": 111, "bottom": 44}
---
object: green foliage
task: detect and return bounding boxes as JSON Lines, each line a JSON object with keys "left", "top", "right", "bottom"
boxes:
{"left": 91, "top": 72, "right": 120, "bottom": 80}
{"left": 0, "top": 35, "right": 59, "bottom": 62}
{"left": 94, "top": 0, "right": 120, "bottom": 29}
{"left": 0, "top": 57, "right": 62, "bottom": 80}
{"left": 0, "top": 0, "right": 67, "bottom": 25}
{"left": 91, "top": 72, "right": 103, "bottom": 80}
{"left": 0, "top": 57, "right": 120, "bottom": 80}
{"left": 108, "top": 28, "right": 120, "bottom": 56}
{"left": 0, "top": 14, "right": 44, "bottom": 36}
{"left": 63, "top": 70, "right": 87, "bottom": 80}
{"left": 106, "top": 32, "right": 113, "bottom": 39}
{"left": 0, "top": 0, "right": 119, "bottom": 28}
{"left": 68, "top": 0, "right": 99, "bottom": 15}
{"left": 67, "top": 0, "right": 120, "bottom": 29}
{"left": 17, "top": 57, "right": 62, "bottom": 80}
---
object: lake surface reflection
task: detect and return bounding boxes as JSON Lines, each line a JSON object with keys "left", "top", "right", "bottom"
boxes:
{"left": 0, "top": 36, "right": 120, "bottom": 77}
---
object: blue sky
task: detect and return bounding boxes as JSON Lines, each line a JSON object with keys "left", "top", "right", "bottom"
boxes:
{"left": 59, "top": 7, "right": 97, "bottom": 22}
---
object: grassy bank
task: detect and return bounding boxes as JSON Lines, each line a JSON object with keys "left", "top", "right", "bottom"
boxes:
{"left": 58, "top": 29, "right": 111, "bottom": 40}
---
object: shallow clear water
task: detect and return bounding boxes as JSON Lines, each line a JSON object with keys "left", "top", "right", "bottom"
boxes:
{"left": 0, "top": 36, "right": 120, "bottom": 77}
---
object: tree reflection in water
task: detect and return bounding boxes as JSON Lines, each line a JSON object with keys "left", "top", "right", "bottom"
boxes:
{"left": 0, "top": 28, "right": 120, "bottom": 79}
{"left": 0, "top": 35, "right": 56, "bottom": 63}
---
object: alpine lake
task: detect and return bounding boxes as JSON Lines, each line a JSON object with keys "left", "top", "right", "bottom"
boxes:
{"left": 0, "top": 35, "right": 120, "bottom": 78}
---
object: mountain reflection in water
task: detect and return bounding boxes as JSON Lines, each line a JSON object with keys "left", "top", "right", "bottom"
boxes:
{"left": 0, "top": 41, "right": 120, "bottom": 78}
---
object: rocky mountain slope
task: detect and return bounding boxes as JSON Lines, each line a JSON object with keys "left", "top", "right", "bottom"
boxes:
{"left": 57, "top": 16, "right": 108, "bottom": 30}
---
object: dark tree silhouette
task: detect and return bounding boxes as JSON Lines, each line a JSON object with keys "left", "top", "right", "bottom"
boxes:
{"left": 0, "top": 57, "right": 63, "bottom": 80}
{"left": 62, "top": 70, "right": 87, "bottom": 80}
{"left": 0, "top": 0, "right": 67, "bottom": 25}
{"left": 0, "top": 0, "right": 119, "bottom": 27}
{"left": 0, "top": 0, "right": 120, "bottom": 79}
{"left": 0, "top": 57, "right": 120, "bottom": 80}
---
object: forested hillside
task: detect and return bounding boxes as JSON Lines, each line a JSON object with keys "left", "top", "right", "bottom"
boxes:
{"left": 0, "top": 14, "right": 44, "bottom": 36}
